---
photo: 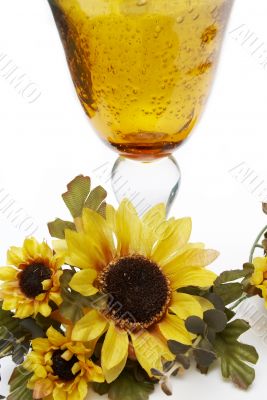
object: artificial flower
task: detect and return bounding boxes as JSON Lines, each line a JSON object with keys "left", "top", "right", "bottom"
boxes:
{"left": 55, "top": 200, "right": 218, "bottom": 383}
{"left": 250, "top": 256, "right": 267, "bottom": 306}
{"left": 24, "top": 326, "right": 104, "bottom": 400}
{"left": 0, "top": 238, "right": 63, "bottom": 318}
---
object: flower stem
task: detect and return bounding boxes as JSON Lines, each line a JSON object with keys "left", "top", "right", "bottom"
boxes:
{"left": 230, "top": 294, "right": 248, "bottom": 311}
{"left": 249, "top": 225, "right": 267, "bottom": 263}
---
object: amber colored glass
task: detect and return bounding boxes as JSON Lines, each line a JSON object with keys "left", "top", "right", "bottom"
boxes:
{"left": 48, "top": 0, "right": 233, "bottom": 160}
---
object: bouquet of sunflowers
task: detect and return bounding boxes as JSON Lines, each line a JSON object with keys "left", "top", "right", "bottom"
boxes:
{"left": 0, "top": 175, "right": 266, "bottom": 400}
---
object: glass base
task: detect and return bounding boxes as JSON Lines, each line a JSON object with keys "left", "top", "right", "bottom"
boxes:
{"left": 111, "top": 156, "right": 181, "bottom": 215}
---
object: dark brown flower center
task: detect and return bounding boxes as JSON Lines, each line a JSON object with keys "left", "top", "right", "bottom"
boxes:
{"left": 19, "top": 263, "right": 52, "bottom": 298}
{"left": 52, "top": 350, "right": 79, "bottom": 381}
{"left": 98, "top": 255, "right": 171, "bottom": 330}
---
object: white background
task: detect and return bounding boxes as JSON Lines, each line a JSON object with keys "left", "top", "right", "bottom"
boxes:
{"left": 0, "top": 0, "right": 267, "bottom": 398}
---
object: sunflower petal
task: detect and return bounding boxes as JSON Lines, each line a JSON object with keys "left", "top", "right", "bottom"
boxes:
{"left": 152, "top": 218, "right": 192, "bottom": 264}
{"left": 158, "top": 314, "right": 192, "bottom": 344}
{"left": 142, "top": 204, "right": 166, "bottom": 256}
{"left": 69, "top": 269, "right": 98, "bottom": 296}
{"left": 0, "top": 267, "right": 17, "bottom": 281}
{"left": 171, "top": 267, "right": 217, "bottom": 290}
{"left": 81, "top": 208, "right": 115, "bottom": 260}
{"left": 71, "top": 310, "right": 108, "bottom": 342}
{"left": 47, "top": 327, "right": 66, "bottom": 346}
{"left": 169, "top": 292, "right": 203, "bottom": 319}
{"left": 7, "top": 246, "right": 24, "bottom": 266}
{"left": 32, "top": 378, "right": 54, "bottom": 399}
{"left": 165, "top": 249, "right": 219, "bottom": 272}
{"left": 65, "top": 229, "right": 106, "bottom": 270}
{"left": 101, "top": 323, "right": 129, "bottom": 383}
{"left": 53, "top": 387, "right": 67, "bottom": 400}
{"left": 130, "top": 330, "right": 174, "bottom": 376}
{"left": 115, "top": 200, "right": 142, "bottom": 256}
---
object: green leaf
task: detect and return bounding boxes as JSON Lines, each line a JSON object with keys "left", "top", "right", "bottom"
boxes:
{"left": 108, "top": 371, "right": 154, "bottom": 400}
{"left": 62, "top": 175, "right": 107, "bottom": 219}
{"left": 185, "top": 316, "right": 206, "bottom": 335}
{"left": 48, "top": 218, "right": 76, "bottom": 239}
{"left": 203, "top": 310, "right": 228, "bottom": 333}
{"left": 214, "top": 319, "right": 258, "bottom": 389}
{"left": 213, "top": 283, "right": 243, "bottom": 305}
{"left": 193, "top": 339, "right": 217, "bottom": 369}
{"left": 92, "top": 382, "right": 110, "bottom": 396}
{"left": 62, "top": 175, "right": 91, "bottom": 218}
{"left": 7, "top": 367, "right": 33, "bottom": 400}
{"left": 59, "top": 270, "right": 95, "bottom": 323}
{"left": 85, "top": 186, "right": 107, "bottom": 212}
{"left": 215, "top": 270, "right": 248, "bottom": 285}
{"left": 167, "top": 340, "right": 191, "bottom": 355}
{"left": 0, "top": 304, "right": 30, "bottom": 363}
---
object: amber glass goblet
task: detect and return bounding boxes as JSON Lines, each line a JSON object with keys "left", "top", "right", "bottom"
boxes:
{"left": 48, "top": 0, "right": 233, "bottom": 213}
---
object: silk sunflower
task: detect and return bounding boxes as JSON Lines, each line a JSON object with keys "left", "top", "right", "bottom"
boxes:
{"left": 55, "top": 200, "right": 218, "bottom": 383}
{"left": 24, "top": 326, "right": 104, "bottom": 400}
{"left": 0, "top": 238, "right": 63, "bottom": 318}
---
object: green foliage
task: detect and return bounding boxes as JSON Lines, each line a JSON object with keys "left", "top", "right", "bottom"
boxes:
{"left": 7, "top": 367, "right": 33, "bottom": 400}
{"left": 93, "top": 371, "right": 154, "bottom": 400}
{"left": 214, "top": 319, "right": 258, "bottom": 389}
{"left": 213, "top": 265, "right": 253, "bottom": 305}
{"left": 0, "top": 304, "right": 30, "bottom": 365}
{"left": 48, "top": 175, "right": 107, "bottom": 239}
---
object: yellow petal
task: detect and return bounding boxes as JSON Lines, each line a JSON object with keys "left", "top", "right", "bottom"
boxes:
{"left": 42, "top": 279, "right": 52, "bottom": 291}
{"left": 81, "top": 208, "right": 115, "bottom": 260}
{"left": 170, "top": 266, "right": 217, "bottom": 290}
{"left": 69, "top": 269, "right": 98, "bottom": 297}
{"left": 47, "top": 326, "right": 66, "bottom": 346}
{"left": 32, "top": 338, "right": 51, "bottom": 353}
{"left": 166, "top": 249, "right": 219, "bottom": 271}
{"left": 53, "top": 387, "right": 67, "bottom": 400}
{"left": 0, "top": 267, "right": 17, "bottom": 281}
{"left": 152, "top": 218, "right": 192, "bottom": 264}
{"left": 115, "top": 200, "right": 142, "bottom": 256}
{"left": 78, "top": 378, "right": 88, "bottom": 400}
{"left": 158, "top": 314, "right": 192, "bottom": 345}
{"left": 34, "top": 365, "right": 47, "bottom": 379}
{"left": 101, "top": 323, "right": 129, "bottom": 383}
{"left": 72, "top": 310, "right": 108, "bottom": 342}
{"left": 52, "top": 239, "right": 68, "bottom": 258}
{"left": 2, "top": 296, "right": 18, "bottom": 310}
{"left": 65, "top": 230, "right": 106, "bottom": 270}
{"left": 15, "top": 303, "right": 34, "bottom": 319}
{"left": 32, "top": 378, "right": 54, "bottom": 399}
{"left": 141, "top": 204, "right": 166, "bottom": 256}
{"left": 89, "top": 361, "right": 105, "bottom": 383}
{"left": 7, "top": 246, "right": 24, "bottom": 266}
{"left": 23, "top": 237, "right": 39, "bottom": 259}
{"left": 131, "top": 330, "right": 174, "bottom": 377}
{"left": 38, "top": 303, "right": 52, "bottom": 318}
{"left": 49, "top": 292, "right": 62, "bottom": 306}
{"left": 169, "top": 292, "right": 203, "bottom": 319}
{"left": 106, "top": 204, "right": 116, "bottom": 231}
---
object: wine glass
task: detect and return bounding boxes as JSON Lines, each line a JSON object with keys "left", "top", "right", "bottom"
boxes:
{"left": 47, "top": 0, "right": 234, "bottom": 213}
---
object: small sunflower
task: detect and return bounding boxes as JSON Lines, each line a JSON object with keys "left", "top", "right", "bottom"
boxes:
{"left": 55, "top": 201, "right": 218, "bottom": 383}
{"left": 250, "top": 257, "right": 267, "bottom": 306}
{"left": 24, "top": 326, "right": 104, "bottom": 400}
{"left": 0, "top": 238, "right": 63, "bottom": 319}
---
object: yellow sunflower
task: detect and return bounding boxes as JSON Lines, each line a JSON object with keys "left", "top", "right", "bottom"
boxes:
{"left": 55, "top": 200, "right": 218, "bottom": 383}
{"left": 24, "top": 326, "right": 104, "bottom": 400}
{"left": 250, "top": 257, "right": 267, "bottom": 306}
{"left": 0, "top": 238, "right": 63, "bottom": 318}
